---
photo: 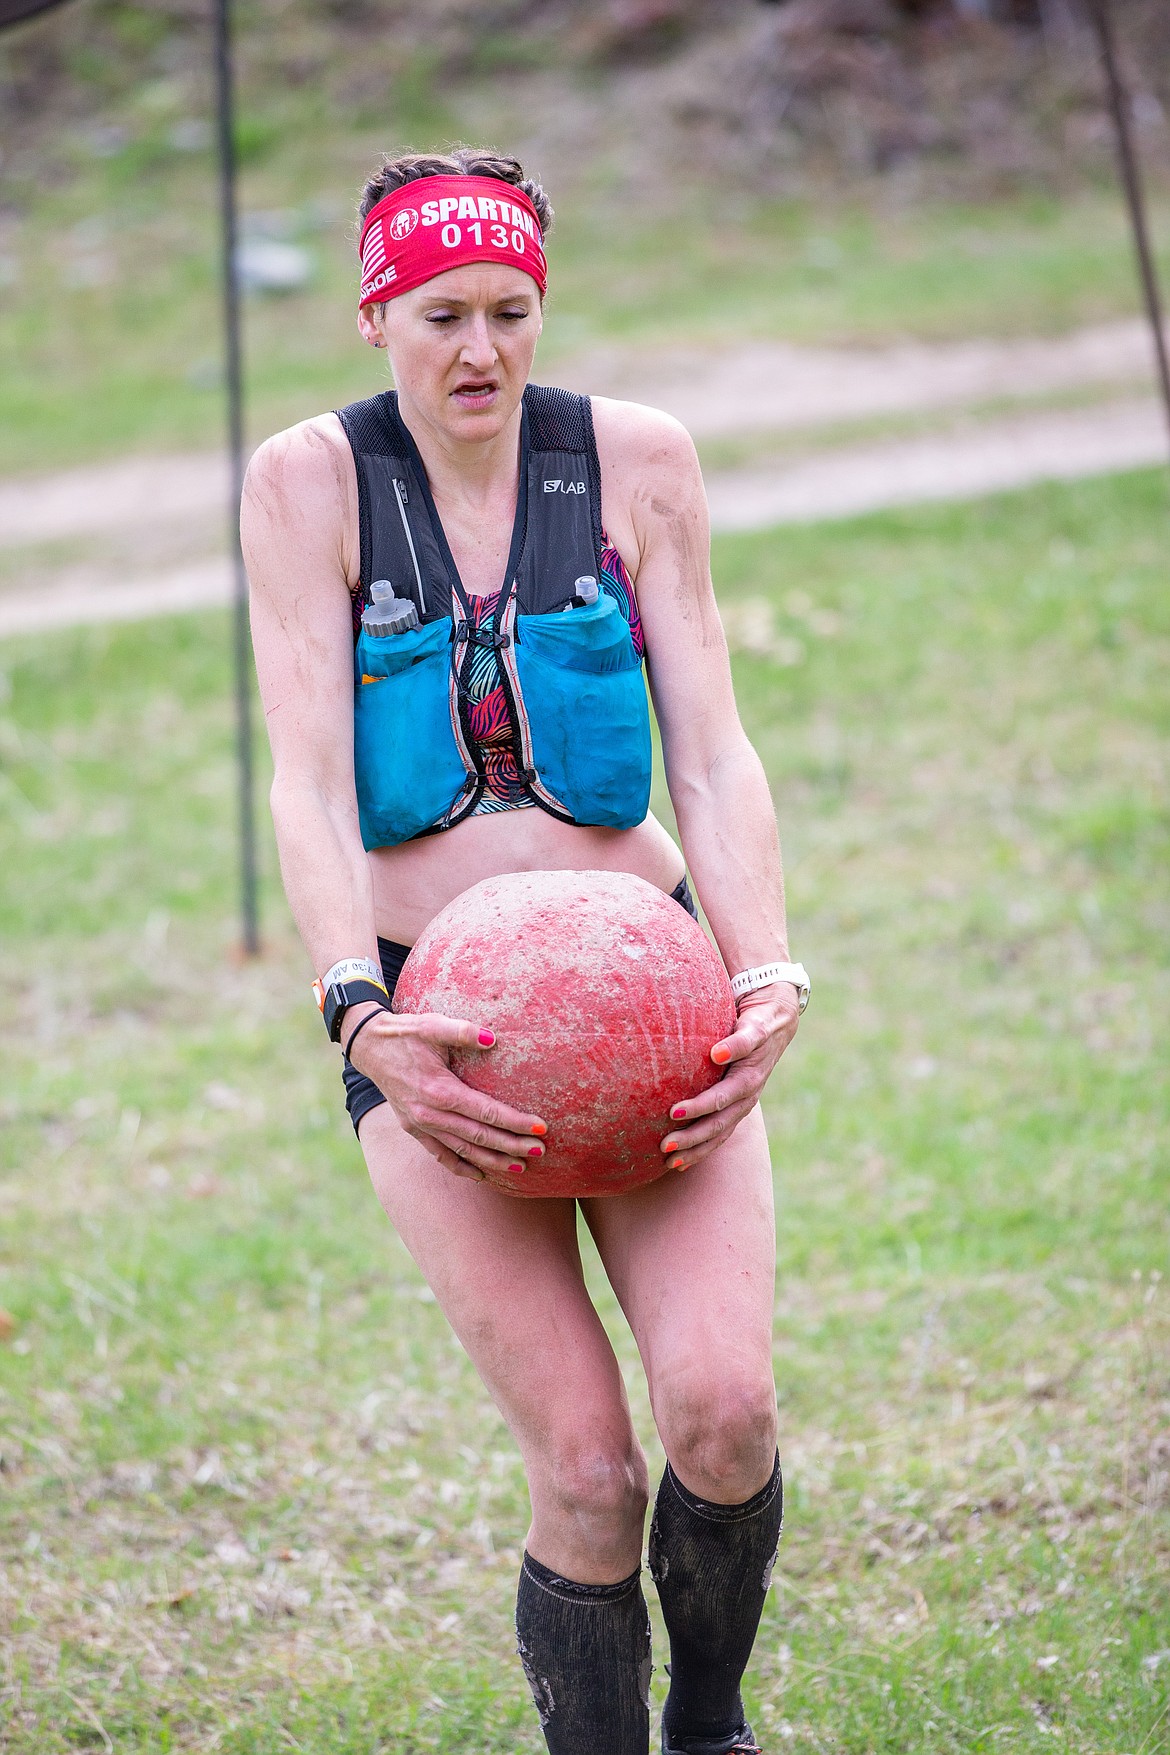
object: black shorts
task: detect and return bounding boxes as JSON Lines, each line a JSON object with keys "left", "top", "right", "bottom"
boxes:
{"left": 343, "top": 874, "right": 699, "bottom": 1137}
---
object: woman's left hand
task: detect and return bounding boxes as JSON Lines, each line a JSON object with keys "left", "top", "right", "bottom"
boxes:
{"left": 659, "top": 985, "right": 801, "bottom": 1172}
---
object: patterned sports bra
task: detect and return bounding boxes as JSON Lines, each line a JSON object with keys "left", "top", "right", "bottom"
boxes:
{"left": 459, "top": 534, "right": 644, "bottom": 816}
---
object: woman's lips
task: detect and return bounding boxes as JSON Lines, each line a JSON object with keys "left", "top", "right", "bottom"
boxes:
{"left": 452, "top": 381, "right": 498, "bottom": 406}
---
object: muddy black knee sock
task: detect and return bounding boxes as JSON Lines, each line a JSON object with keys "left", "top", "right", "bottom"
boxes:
{"left": 649, "top": 1454, "right": 783, "bottom": 1750}
{"left": 515, "top": 1551, "right": 652, "bottom": 1755}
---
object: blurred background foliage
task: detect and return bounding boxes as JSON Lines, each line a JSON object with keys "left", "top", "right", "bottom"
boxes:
{"left": 1, "top": 0, "right": 1169, "bottom": 471}
{"left": 2, "top": 0, "right": 1170, "bottom": 195}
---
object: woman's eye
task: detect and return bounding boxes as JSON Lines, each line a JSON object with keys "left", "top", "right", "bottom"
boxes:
{"left": 426, "top": 313, "right": 458, "bottom": 325}
{"left": 497, "top": 310, "right": 527, "bottom": 322}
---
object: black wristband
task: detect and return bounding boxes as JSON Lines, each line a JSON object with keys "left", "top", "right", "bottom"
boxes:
{"left": 323, "top": 976, "right": 389, "bottom": 1041}
{"left": 342, "top": 1002, "right": 387, "bottom": 1062}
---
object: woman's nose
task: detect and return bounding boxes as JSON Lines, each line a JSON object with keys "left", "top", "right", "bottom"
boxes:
{"left": 461, "top": 317, "right": 497, "bottom": 370}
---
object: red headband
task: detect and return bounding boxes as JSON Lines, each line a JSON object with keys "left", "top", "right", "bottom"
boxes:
{"left": 358, "top": 175, "right": 548, "bottom": 308}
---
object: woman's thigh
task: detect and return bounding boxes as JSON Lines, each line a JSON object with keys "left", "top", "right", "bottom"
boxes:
{"left": 358, "top": 1104, "right": 645, "bottom": 1520}
{"left": 581, "top": 1106, "right": 778, "bottom": 1500}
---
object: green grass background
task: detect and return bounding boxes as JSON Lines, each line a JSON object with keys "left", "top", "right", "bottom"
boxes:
{"left": 3, "top": 65, "right": 1170, "bottom": 476}
{"left": 1, "top": 467, "right": 1167, "bottom": 1751}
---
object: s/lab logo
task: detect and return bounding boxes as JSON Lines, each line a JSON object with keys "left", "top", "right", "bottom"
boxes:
{"left": 543, "top": 479, "right": 586, "bottom": 494}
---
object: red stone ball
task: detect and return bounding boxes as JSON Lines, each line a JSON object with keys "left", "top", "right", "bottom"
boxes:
{"left": 392, "top": 868, "right": 735, "bottom": 1198}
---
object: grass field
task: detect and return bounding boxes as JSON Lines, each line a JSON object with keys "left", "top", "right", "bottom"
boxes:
{"left": 1, "top": 467, "right": 1168, "bottom": 1752}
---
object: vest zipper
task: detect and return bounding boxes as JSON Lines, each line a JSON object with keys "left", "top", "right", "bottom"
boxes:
{"left": 393, "top": 478, "right": 427, "bottom": 615}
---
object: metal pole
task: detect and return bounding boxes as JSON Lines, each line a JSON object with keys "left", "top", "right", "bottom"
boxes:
{"left": 1087, "top": 0, "right": 1170, "bottom": 455}
{"left": 213, "top": 0, "right": 260, "bottom": 956}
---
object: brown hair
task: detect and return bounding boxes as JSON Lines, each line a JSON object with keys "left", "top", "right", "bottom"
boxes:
{"left": 358, "top": 147, "right": 554, "bottom": 239}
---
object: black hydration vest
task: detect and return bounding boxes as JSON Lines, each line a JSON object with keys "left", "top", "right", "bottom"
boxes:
{"left": 337, "top": 384, "right": 653, "bottom": 848}
{"left": 339, "top": 383, "right": 604, "bottom": 627}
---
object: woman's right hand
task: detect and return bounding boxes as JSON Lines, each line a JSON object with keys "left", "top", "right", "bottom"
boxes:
{"left": 344, "top": 1004, "right": 547, "bottom": 1185}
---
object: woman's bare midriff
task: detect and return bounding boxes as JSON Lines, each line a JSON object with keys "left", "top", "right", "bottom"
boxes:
{"left": 369, "top": 807, "right": 686, "bottom": 946}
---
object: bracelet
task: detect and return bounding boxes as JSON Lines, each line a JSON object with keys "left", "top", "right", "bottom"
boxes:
{"left": 730, "top": 961, "right": 811, "bottom": 1012}
{"left": 342, "top": 1002, "right": 388, "bottom": 1061}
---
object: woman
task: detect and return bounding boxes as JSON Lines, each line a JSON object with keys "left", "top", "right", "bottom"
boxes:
{"left": 242, "top": 148, "right": 809, "bottom": 1755}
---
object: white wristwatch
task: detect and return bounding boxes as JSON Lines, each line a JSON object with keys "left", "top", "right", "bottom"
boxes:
{"left": 730, "top": 961, "right": 811, "bottom": 1011}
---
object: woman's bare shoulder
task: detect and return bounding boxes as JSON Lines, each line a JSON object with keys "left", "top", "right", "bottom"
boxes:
{"left": 589, "top": 395, "right": 698, "bottom": 473}
{"left": 244, "top": 413, "right": 355, "bottom": 520}
{"left": 588, "top": 396, "right": 706, "bottom": 570}
{"left": 241, "top": 413, "right": 359, "bottom": 590}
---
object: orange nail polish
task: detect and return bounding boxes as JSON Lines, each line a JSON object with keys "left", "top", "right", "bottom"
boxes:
{"left": 531, "top": 1122, "right": 547, "bottom": 1137}
{"left": 663, "top": 1138, "right": 679, "bottom": 1154}
{"left": 711, "top": 1045, "right": 731, "bottom": 1065}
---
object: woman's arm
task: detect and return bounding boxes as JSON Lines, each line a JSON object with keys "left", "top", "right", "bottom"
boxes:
{"left": 242, "top": 420, "right": 546, "bottom": 1183}
{"left": 243, "top": 420, "right": 379, "bottom": 977}
{"left": 593, "top": 399, "right": 801, "bottom": 1171}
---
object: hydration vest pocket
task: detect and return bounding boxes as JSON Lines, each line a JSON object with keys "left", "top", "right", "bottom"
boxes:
{"left": 514, "top": 595, "right": 652, "bottom": 829}
{"left": 353, "top": 618, "right": 471, "bottom": 849}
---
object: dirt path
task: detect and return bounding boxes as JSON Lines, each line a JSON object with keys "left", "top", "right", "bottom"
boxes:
{"left": 0, "top": 452, "right": 230, "bottom": 550}
{"left": 704, "top": 395, "right": 1167, "bottom": 530}
{"left": 0, "top": 321, "right": 1166, "bottom": 640}
{"left": 555, "top": 318, "right": 1165, "bottom": 437}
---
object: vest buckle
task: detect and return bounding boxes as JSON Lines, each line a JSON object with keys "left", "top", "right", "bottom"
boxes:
{"left": 474, "top": 626, "right": 510, "bottom": 650}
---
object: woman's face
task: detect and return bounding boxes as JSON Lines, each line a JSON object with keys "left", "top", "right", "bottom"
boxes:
{"left": 359, "top": 264, "right": 543, "bottom": 444}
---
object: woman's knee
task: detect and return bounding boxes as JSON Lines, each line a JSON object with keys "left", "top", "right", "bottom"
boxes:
{"left": 658, "top": 1367, "right": 778, "bottom": 1504}
{"left": 531, "top": 1433, "right": 650, "bottom": 1544}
